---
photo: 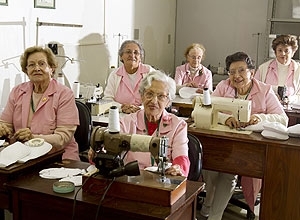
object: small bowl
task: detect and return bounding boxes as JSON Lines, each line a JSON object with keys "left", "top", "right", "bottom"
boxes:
{"left": 53, "top": 181, "right": 75, "bottom": 194}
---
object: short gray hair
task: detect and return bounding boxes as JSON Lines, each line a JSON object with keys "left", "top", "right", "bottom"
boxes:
{"left": 118, "top": 40, "right": 144, "bottom": 63}
{"left": 139, "top": 70, "right": 176, "bottom": 100}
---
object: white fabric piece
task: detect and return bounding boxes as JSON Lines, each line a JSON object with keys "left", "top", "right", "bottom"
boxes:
{"left": 178, "top": 87, "right": 199, "bottom": 99}
{"left": 244, "top": 121, "right": 269, "bottom": 132}
{"left": 18, "top": 142, "right": 52, "bottom": 163}
{"left": 39, "top": 167, "right": 86, "bottom": 179}
{"left": 0, "top": 140, "right": 5, "bottom": 146}
{"left": 288, "top": 124, "right": 300, "bottom": 137}
{"left": 263, "top": 121, "right": 288, "bottom": 134}
{"left": 60, "top": 176, "right": 82, "bottom": 186}
{"left": 0, "top": 142, "right": 31, "bottom": 167}
{"left": 261, "top": 130, "right": 289, "bottom": 140}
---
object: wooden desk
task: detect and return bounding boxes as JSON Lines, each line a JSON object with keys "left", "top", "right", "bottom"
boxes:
{"left": 188, "top": 127, "right": 300, "bottom": 220}
{"left": 172, "top": 96, "right": 194, "bottom": 117}
{"left": 7, "top": 160, "right": 204, "bottom": 220}
{"left": 0, "top": 146, "right": 64, "bottom": 211}
{"left": 285, "top": 108, "right": 300, "bottom": 126}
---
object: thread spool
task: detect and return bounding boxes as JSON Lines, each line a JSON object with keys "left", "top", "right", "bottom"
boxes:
{"left": 15, "top": 73, "right": 23, "bottom": 86}
{"left": 57, "top": 73, "right": 65, "bottom": 85}
{"left": 108, "top": 106, "right": 120, "bottom": 133}
{"left": 203, "top": 88, "right": 211, "bottom": 106}
{"left": 72, "top": 82, "right": 80, "bottom": 98}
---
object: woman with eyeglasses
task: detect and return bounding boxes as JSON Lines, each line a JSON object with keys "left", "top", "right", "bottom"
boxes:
{"left": 175, "top": 43, "right": 213, "bottom": 94}
{"left": 199, "top": 52, "right": 288, "bottom": 220}
{"left": 89, "top": 70, "right": 190, "bottom": 176}
{"left": 255, "top": 35, "right": 300, "bottom": 105}
{"left": 0, "top": 46, "right": 80, "bottom": 160}
{"left": 103, "top": 40, "right": 155, "bottom": 114}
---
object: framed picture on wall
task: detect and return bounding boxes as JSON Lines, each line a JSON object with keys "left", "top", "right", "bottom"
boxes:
{"left": 34, "top": 0, "right": 55, "bottom": 9}
{"left": 0, "top": 0, "right": 8, "bottom": 6}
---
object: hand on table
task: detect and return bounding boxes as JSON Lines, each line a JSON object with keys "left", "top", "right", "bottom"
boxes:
{"left": 166, "top": 164, "right": 183, "bottom": 176}
{"left": 121, "top": 104, "right": 141, "bottom": 114}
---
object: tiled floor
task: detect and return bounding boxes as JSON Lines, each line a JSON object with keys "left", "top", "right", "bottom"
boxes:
{"left": 196, "top": 202, "right": 260, "bottom": 220}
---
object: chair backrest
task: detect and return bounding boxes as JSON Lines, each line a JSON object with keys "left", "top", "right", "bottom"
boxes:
{"left": 74, "top": 100, "right": 92, "bottom": 153}
{"left": 187, "top": 133, "right": 203, "bottom": 181}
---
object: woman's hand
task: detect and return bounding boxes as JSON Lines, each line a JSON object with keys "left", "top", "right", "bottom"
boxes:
{"left": 195, "top": 88, "right": 204, "bottom": 94}
{"left": 246, "top": 115, "right": 260, "bottom": 126}
{"left": 88, "top": 147, "right": 96, "bottom": 164}
{"left": 0, "top": 123, "right": 11, "bottom": 138}
{"left": 225, "top": 115, "right": 260, "bottom": 129}
{"left": 184, "top": 82, "right": 198, "bottom": 88}
{"left": 121, "top": 104, "right": 141, "bottom": 114}
{"left": 14, "top": 128, "right": 34, "bottom": 142}
{"left": 225, "top": 117, "right": 239, "bottom": 129}
{"left": 166, "top": 164, "right": 183, "bottom": 176}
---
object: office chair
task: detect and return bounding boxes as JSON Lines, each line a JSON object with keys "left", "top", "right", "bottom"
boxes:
{"left": 187, "top": 133, "right": 202, "bottom": 181}
{"left": 74, "top": 100, "right": 92, "bottom": 162}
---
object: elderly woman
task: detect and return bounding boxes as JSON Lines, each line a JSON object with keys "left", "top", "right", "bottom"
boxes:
{"left": 200, "top": 52, "right": 288, "bottom": 220}
{"left": 0, "top": 46, "right": 80, "bottom": 160}
{"left": 255, "top": 35, "right": 300, "bottom": 104}
{"left": 103, "top": 40, "right": 155, "bottom": 114}
{"left": 175, "top": 43, "right": 213, "bottom": 93}
{"left": 90, "top": 70, "right": 190, "bottom": 176}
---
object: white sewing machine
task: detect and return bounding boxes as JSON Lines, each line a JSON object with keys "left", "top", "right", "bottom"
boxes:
{"left": 191, "top": 96, "right": 252, "bottom": 134}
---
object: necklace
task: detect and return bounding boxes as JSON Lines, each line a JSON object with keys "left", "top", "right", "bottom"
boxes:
{"left": 30, "top": 95, "right": 35, "bottom": 113}
{"left": 235, "top": 82, "right": 253, "bottom": 100}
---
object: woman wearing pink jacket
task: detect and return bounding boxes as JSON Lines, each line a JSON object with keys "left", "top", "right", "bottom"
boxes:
{"left": 175, "top": 43, "right": 213, "bottom": 93}
{"left": 0, "top": 46, "right": 79, "bottom": 160}
{"left": 200, "top": 52, "right": 288, "bottom": 220}
{"left": 104, "top": 40, "right": 154, "bottom": 114}
{"left": 89, "top": 70, "right": 190, "bottom": 177}
{"left": 255, "top": 35, "right": 300, "bottom": 105}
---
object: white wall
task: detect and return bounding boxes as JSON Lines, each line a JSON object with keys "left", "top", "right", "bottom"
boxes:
{"left": 0, "top": 0, "right": 176, "bottom": 109}
{"left": 175, "top": 0, "right": 269, "bottom": 71}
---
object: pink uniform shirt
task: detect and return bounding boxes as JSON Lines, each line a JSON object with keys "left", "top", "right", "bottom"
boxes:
{"left": 255, "top": 59, "right": 300, "bottom": 103}
{"left": 0, "top": 79, "right": 80, "bottom": 160}
{"left": 104, "top": 63, "right": 154, "bottom": 106}
{"left": 175, "top": 63, "right": 213, "bottom": 91}
{"left": 120, "top": 109, "right": 190, "bottom": 177}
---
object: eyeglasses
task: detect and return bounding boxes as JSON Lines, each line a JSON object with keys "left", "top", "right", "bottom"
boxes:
{"left": 124, "top": 50, "right": 140, "bottom": 56}
{"left": 276, "top": 48, "right": 292, "bottom": 55}
{"left": 27, "top": 60, "right": 48, "bottom": 70}
{"left": 188, "top": 55, "right": 202, "bottom": 60}
{"left": 144, "top": 91, "right": 169, "bottom": 101}
{"left": 228, "top": 67, "right": 249, "bottom": 75}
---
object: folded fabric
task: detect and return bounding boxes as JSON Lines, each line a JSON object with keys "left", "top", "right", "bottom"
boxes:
{"left": 287, "top": 124, "right": 300, "bottom": 137}
{"left": 261, "top": 122, "right": 289, "bottom": 140}
{"left": 0, "top": 142, "right": 31, "bottom": 167}
{"left": 244, "top": 121, "right": 268, "bottom": 132}
{"left": 178, "top": 87, "right": 199, "bottom": 99}
{"left": 261, "top": 130, "right": 289, "bottom": 140}
{"left": 263, "top": 122, "right": 288, "bottom": 134}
